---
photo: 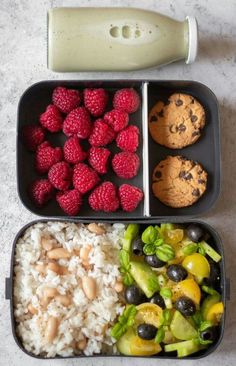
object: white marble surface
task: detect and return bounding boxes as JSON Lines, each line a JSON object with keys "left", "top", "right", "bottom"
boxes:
{"left": 1, "top": 0, "right": 236, "bottom": 365}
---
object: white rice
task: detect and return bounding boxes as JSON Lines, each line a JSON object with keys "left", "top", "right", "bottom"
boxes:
{"left": 13, "top": 222, "right": 125, "bottom": 357}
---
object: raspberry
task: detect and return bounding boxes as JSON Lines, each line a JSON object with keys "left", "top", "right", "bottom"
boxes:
{"left": 35, "top": 142, "right": 63, "bottom": 174}
{"left": 22, "top": 125, "right": 45, "bottom": 151}
{"left": 104, "top": 109, "right": 129, "bottom": 132}
{"left": 118, "top": 184, "right": 144, "bottom": 212}
{"left": 63, "top": 107, "right": 92, "bottom": 139}
{"left": 48, "top": 162, "right": 72, "bottom": 190}
{"left": 52, "top": 86, "right": 81, "bottom": 114}
{"left": 88, "top": 147, "right": 111, "bottom": 174}
{"left": 113, "top": 88, "right": 140, "bottom": 114}
{"left": 88, "top": 119, "right": 115, "bottom": 147}
{"left": 40, "top": 104, "right": 63, "bottom": 132}
{"left": 116, "top": 125, "right": 140, "bottom": 152}
{"left": 84, "top": 88, "right": 108, "bottom": 117}
{"left": 73, "top": 163, "right": 100, "bottom": 194}
{"left": 56, "top": 189, "right": 82, "bottom": 216}
{"left": 112, "top": 152, "right": 140, "bottom": 179}
{"left": 89, "top": 182, "right": 119, "bottom": 212}
{"left": 63, "top": 136, "right": 87, "bottom": 164}
{"left": 29, "top": 179, "right": 54, "bottom": 207}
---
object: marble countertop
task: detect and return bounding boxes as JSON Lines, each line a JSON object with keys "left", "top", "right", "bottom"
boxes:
{"left": 1, "top": 0, "right": 236, "bottom": 365}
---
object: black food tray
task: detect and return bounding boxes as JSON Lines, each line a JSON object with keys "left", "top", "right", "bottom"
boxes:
{"left": 5, "top": 219, "right": 228, "bottom": 359}
{"left": 17, "top": 80, "right": 220, "bottom": 219}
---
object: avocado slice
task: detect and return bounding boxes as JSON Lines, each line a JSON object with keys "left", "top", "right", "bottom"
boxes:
{"left": 170, "top": 311, "right": 198, "bottom": 340}
{"left": 129, "top": 261, "right": 159, "bottom": 298}
{"left": 201, "top": 294, "right": 220, "bottom": 320}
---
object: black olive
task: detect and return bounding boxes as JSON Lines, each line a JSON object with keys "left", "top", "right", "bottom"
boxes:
{"left": 186, "top": 224, "right": 204, "bottom": 243}
{"left": 150, "top": 293, "right": 166, "bottom": 309}
{"left": 137, "top": 323, "right": 157, "bottom": 340}
{"left": 124, "top": 285, "right": 143, "bottom": 305}
{"left": 200, "top": 326, "right": 219, "bottom": 342}
{"left": 166, "top": 264, "right": 188, "bottom": 282}
{"left": 132, "top": 237, "right": 144, "bottom": 256}
{"left": 145, "top": 254, "right": 165, "bottom": 268}
{"left": 203, "top": 261, "right": 220, "bottom": 287}
{"left": 175, "top": 296, "right": 196, "bottom": 316}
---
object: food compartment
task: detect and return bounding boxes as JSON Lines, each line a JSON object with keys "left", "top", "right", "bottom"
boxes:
{"left": 147, "top": 81, "right": 221, "bottom": 217}
{"left": 6, "top": 219, "right": 226, "bottom": 359}
{"left": 17, "top": 80, "right": 147, "bottom": 219}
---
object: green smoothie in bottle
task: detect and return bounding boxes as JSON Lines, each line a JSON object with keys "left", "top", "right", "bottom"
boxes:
{"left": 48, "top": 7, "right": 198, "bottom": 72}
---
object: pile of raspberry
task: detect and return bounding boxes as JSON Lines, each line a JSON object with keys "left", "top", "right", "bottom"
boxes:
{"left": 22, "top": 86, "right": 144, "bottom": 215}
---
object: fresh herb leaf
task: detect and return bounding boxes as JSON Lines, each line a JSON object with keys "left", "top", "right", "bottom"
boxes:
{"left": 141, "top": 226, "right": 158, "bottom": 244}
{"left": 202, "top": 285, "right": 219, "bottom": 296}
{"left": 199, "top": 321, "right": 213, "bottom": 332}
{"left": 119, "top": 249, "right": 130, "bottom": 270}
{"left": 199, "top": 338, "right": 213, "bottom": 345}
{"left": 160, "top": 288, "right": 172, "bottom": 299}
{"left": 155, "top": 326, "right": 165, "bottom": 343}
{"left": 154, "top": 238, "right": 164, "bottom": 247}
{"left": 123, "top": 272, "right": 134, "bottom": 286}
{"left": 191, "top": 310, "right": 203, "bottom": 327}
{"left": 198, "top": 243, "right": 206, "bottom": 256}
{"left": 110, "top": 305, "right": 137, "bottom": 340}
{"left": 183, "top": 243, "right": 198, "bottom": 256}
{"left": 160, "top": 309, "right": 172, "bottom": 326}
{"left": 147, "top": 276, "right": 160, "bottom": 293}
{"left": 143, "top": 243, "right": 156, "bottom": 255}
{"left": 156, "top": 244, "right": 175, "bottom": 262}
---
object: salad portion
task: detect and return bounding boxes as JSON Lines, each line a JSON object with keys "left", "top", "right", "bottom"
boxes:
{"left": 111, "top": 223, "right": 224, "bottom": 358}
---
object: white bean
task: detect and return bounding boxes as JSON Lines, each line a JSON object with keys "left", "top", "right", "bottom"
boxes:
{"left": 28, "top": 303, "right": 38, "bottom": 315}
{"left": 87, "top": 223, "right": 106, "bottom": 235}
{"left": 47, "top": 248, "right": 71, "bottom": 260}
{"left": 41, "top": 237, "right": 55, "bottom": 251}
{"left": 43, "top": 287, "right": 59, "bottom": 298}
{"left": 114, "top": 281, "right": 124, "bottom": 293}
{"left": 77, "top": 338, "right": 87, "bottom": 351}
{"left": 82, "top": 276, "right": 97, "bottom": 300}
{"left": 35, "top": 263, "right": 46, "bottom": 274}
{"left": 80, "top": 245, "right": 92, "bottom": 262}
{"left": 55, "top": 294, "right": 71, "bottom": 307}
{"left": 45, "top": 317, "right": 59, "bottom": 343}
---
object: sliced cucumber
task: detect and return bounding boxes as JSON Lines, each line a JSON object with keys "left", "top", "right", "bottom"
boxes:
{"left": 199, "top": 241, "right": 221, "bottom": 262}
{"left": 177, "top": 343, "right": 203, "bottom": 357}
{"left": 116, "top": 327, "right": 135, "bottom": 355}
{"left": 129, "top": 261, "right": 159, "bottom": 298}
{"left": 201, "top": 294, "right": 220, "bottom": 320}
{"left": 165, "top": 338, "right": 199, "bottom": 353}
{"left": 122, "top": 224, "right": 139, "bottom": 252}
{"left": 170, "top": 311, "right": 198, "bottom": 340}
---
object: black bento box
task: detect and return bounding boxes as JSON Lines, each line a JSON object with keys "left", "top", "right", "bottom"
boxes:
{"left": 5, "top": 219, "right": 228, "bottom": 360}
{"left": 17, "top": 80, "right": 221, "bottom": 220}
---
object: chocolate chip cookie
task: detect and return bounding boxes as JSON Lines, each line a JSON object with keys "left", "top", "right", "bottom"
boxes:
{"left": 149, "top": 93, "right": 206, "bottom": 149}
{"left": 152, "top": 155, "right": 207, "bottom": 208}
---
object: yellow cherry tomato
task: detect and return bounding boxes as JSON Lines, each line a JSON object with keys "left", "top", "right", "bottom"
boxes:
{"left": 172, "top": 279, "right": 201, "bottom": 305}
{"left": 130, "top": 336, "right": 162, "bottom": 356}
{"left": 164, "top": 229, "right": 184, "bottom": 245}
{"left": 206, "top": 302, "right": 224, "bottom": 324}
{"left": 182, "top": 253, "right": 210, "bottom": 282}
{"left": 136, "top": 303, "right": 163, "bottom": 327}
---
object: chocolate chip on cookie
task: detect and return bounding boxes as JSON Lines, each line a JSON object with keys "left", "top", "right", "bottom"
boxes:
{"left": 148, "top": 93, "right": 206, "bottom": 149}
{"left": 152, "top": 155, "right": 208, "bottom": 208}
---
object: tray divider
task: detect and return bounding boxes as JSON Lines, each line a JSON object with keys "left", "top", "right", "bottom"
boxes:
{"left": 142, "top": 81, "right": 150, "bottom": 217}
